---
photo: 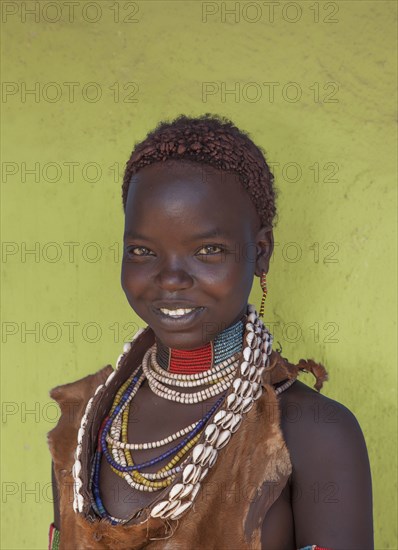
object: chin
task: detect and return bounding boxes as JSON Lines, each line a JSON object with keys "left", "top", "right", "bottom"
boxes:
{"left": 153, "top": 330, "right": 207, "bottom": 351}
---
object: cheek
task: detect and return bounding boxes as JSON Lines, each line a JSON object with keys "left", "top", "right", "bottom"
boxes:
{"left": 197, "top": 257, "right": 253, "bottom": 297}
{"left": 121, "top": 262, "right": 147, "bottom": 297}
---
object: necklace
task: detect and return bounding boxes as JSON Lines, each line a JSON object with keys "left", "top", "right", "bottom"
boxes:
{"left": 90, "top": 317, "right": 246, "bottom": 519}
{"left": 72, "top": 304, "right": 297, "bottom": 526}
{"left": 149, "top": 349, "right": 240, "bottom": 385}
{"left": 105, "top": 350, "right": 241, "bottom": 451}
{"left": 143, "top": 350, "right": 240, "bottom": 404}
{"left": 156, "top": 317, "right": 244, "bottom": 373}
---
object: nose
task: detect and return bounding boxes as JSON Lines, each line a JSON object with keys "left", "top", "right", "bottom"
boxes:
{"left": 155, "top": 257, "right": 194, "bottom": 291}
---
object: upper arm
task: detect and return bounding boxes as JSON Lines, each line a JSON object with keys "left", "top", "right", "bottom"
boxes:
{"left": 288, "top": 394, "right": 374, "bottom": 549}
{"left": 51, "top": 461, "right": 61, "bottom": 531}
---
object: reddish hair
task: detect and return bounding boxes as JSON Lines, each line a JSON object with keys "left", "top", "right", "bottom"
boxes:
{"left": 122, "top": 114, "right": 278, "bottom": 228}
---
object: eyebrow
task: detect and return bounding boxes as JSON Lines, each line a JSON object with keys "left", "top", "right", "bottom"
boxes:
{"left": 124, "top": 228, "right": 231, "bottom": 242}
{"left": 185, "top": 228, "right": 228, "bottom": 242}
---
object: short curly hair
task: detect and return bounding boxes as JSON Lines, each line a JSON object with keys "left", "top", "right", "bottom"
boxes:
{"left": 122, "top": 114, "right": 278, "bottom": 228}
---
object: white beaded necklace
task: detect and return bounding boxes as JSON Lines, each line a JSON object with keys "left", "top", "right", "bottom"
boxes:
{"left": 142, "top": 348, "right": 240, "bottom": 404}
{"left": 106, "top": 349, "right": 242, "bottom": 451}
{"left": 149, "top": 348, "right": 240, "bottom": 387}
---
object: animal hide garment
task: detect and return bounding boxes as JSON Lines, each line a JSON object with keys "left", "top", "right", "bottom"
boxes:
{"left": 47, "top": 327, "right": 328, "bottom": 549}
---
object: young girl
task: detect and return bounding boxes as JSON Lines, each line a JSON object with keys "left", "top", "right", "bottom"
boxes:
{"left": 47, "top": 115, "right": 374, "bottom": 549}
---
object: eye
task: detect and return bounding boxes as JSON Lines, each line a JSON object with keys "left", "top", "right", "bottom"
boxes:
{"left": 125, "top": 246, "right": 155, "bottom": 257}
{"left": 196, "top": 244, "right": 224, "bottom": 255}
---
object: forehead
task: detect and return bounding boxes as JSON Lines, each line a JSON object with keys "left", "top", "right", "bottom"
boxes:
{"left": 125, "top": 161, "right": 260, "bottom": 233}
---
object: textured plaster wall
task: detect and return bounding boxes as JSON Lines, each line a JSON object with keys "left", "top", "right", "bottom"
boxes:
{"left": 1, "top": 1, "right": 396, "bottom": 548}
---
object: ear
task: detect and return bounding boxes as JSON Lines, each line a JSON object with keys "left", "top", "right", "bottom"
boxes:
{"left": 254, "top": 226, "right": 274, "bottom": 277}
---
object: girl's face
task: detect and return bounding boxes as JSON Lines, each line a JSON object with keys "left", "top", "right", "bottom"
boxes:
{"left": 121, "top": 160, "right": 271, "bottom": 350}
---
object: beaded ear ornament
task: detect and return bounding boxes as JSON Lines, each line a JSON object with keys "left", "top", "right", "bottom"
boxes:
{"left": 72, "top": 304, "right": 295, "bottom": 525}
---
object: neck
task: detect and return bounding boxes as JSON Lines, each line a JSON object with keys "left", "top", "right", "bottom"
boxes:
{"left": 155, "top": 314, "right": 246, "bottom": 374}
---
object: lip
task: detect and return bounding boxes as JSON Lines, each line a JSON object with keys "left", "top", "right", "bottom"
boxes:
{"left": 152, "top": 306, "right": 205, "bottom": 326}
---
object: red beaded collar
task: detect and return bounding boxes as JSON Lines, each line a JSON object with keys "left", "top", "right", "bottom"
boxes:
{"left": 167, "top": 342, "right": 214, "bottom": 374}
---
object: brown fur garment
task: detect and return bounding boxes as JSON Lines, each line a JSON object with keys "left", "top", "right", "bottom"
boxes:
{"left": 47, "top": 342, "right": 328, "bottom": 550}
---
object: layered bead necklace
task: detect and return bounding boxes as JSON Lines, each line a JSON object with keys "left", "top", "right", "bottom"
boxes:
{"left": 90, "top": 316, "right": 246, "bottom": 523}
{"left": 73, "top": 305, "right": 297, "bottom": 526}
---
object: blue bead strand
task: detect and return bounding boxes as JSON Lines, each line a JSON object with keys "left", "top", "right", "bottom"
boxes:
{"left": 100, "top": 395, "right": 225, "bottom": 472}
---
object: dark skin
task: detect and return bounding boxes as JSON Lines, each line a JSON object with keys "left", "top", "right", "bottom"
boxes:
{"left": 52, "top": 160, "right": 374, "bottom": 548}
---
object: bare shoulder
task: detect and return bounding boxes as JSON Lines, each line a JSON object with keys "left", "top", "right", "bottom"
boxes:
{"left": 278, "top": 379, "right": 369, "bottom": 460}
{"left": 277, "top": 379, "right": 374, "bottom": 549}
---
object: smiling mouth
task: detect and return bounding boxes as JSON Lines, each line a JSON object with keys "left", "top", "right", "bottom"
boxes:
{"left": 153, "top": 307, "right": 205, "bottom": 321}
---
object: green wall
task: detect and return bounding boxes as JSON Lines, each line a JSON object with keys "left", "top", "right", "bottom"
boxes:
{"left": 1, "top": 1, "right": 396, "bottom": 548}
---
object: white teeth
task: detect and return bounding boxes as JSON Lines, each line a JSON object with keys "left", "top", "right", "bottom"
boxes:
{"left": 160, "top": 308, "right": 196, "bottom": 317}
